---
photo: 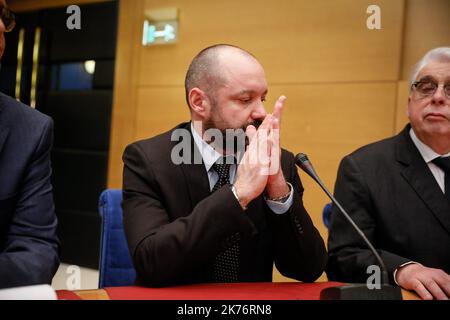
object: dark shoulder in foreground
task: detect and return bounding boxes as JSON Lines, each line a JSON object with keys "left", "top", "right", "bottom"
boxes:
{"left": 345, "top": 129, "right": 405, "bottom": 163}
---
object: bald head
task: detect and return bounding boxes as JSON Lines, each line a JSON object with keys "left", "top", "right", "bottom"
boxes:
{"left": 184, "top": 44, "right": 259, "bottom": 108}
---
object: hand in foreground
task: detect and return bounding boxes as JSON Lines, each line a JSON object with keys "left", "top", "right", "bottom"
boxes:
{"left": 265, "top": 95, "right": 290, "bottom": 199}
{"left": 396, "top": 263, "right": 450, "bottom": 300}
{"left": 234, "top": 114, "right": 273, "bottom": 208}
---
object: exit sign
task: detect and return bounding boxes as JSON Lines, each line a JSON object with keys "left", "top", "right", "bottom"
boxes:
{"left": 142, "top": 20, "right": 178, "bottom": 46}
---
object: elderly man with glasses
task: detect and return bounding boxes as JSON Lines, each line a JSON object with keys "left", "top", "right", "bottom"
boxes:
{"left": 326, "top": 47, "right": 450, "bottom": 300}
{"left": 0, "top": 0, "right": 60, "bottom": 289}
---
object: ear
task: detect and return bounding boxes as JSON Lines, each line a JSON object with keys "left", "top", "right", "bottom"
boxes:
{"left": 406, "top": 95, "right": 414, "bottom": 123}
{"left": 188, "top": 87, "right": 209, "bottom": 118}
{"left": 406, "top": 96, "right": 412, "bottom": 118}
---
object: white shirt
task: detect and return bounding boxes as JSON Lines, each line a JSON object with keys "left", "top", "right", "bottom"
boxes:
{"left": 190, "top": 122, "right": 293, "bottom": 214}
{"left": 409, "top": 128, "right": 450, "bottom": 193}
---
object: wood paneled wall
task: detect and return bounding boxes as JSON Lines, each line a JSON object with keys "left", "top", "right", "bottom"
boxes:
{"left": 9, "top": 0, "right": 449, "bottom": 281}
{"left": 107, "top": 0, "right": 448, "bottom": 282}
{"left": 108, "top": 0, "right": 408, "bottom": 282}
{"left": 109, "top": 0, "right": 407, "bottom": 195}
{"left": 400, "top": 0, "right": 450, "bottom": 82}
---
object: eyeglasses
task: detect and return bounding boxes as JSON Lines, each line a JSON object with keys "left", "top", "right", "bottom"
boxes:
{"left": 412, "top": 80, "right": 450, "bottom": 99}
{"left": 0, "top": 6, "right": 15, "bottom": 33}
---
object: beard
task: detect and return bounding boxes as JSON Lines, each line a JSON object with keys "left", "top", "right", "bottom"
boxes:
{"left": 203, "top": 117, "right": 263, "bottom": 157}
{"left": 203, "top": 118, "right": 247, "bottom": 156}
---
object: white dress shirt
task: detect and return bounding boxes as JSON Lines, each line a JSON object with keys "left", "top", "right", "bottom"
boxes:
{"left": 190, "top": 122, "right": 293, "bottom": 214}
{"left": 409, "top": 128, "right": 450, "bottom": 193}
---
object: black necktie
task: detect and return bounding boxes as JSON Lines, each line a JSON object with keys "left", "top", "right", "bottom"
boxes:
{"left": 211, "top": 160, "right": 231, "bottom": 192}
{"left": 211, "top": 157, "right": 239, "bottom": 282}
{"left": 432, "top": 156, "right": 450, "bottom": 204}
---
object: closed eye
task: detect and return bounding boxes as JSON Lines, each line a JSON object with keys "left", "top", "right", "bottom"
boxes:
{"left": 240, "top": 97, "right": 252, "bottom": 103}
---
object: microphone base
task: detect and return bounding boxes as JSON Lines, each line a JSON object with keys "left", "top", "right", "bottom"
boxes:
{"left": 320, "top": 284, "right": 402, "bottom": 300}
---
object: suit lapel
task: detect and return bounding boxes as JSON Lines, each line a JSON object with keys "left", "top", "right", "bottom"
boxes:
{"left": 0, "top": 128, "right": 8, "bottom": 154}
{"left": 178, "top": 123, "right": 211, "bottom": 210}
{"left": 0, "top": 104, "right": 10, "bottom": 154}
{"left": 397, "top": 126, "right": 450, "bottom": 234}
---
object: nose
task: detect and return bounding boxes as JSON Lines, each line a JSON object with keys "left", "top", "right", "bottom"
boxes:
{"left": 431, "top": 85, "right": 446, "bottom": 105}
{"left": 251, "top": 100, "right": 267, "bottom": 120}
{"left": 0, "top": 18, "right": 5, "bottom": 33}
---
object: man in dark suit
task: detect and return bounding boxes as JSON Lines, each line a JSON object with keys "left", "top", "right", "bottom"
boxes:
{"left": 0, "top": 1, "right": 59, "bottom": 289}
{"left": 327, "top": 47, "right": 450, "bottom": 300}
{"left": 122, "top": 44, "right": 327, "bottom": 287}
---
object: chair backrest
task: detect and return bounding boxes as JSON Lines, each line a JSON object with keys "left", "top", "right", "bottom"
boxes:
{"left": 98, "top": 189, "right": 136, "bottom": 288}
{"left": 323, "top": 202, "right": 332, "bottom": 229}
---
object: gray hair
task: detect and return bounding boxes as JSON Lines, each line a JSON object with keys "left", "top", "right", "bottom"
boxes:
{"left": 409, "top": 47, "right": 450, "bottom": 89}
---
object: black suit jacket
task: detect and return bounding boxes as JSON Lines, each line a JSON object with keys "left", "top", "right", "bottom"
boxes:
{"left": 327, "top": 125, "right": 450, "bottom": 284}
{"left": 122, "top": 122, "right": 327, "bottom": 287}
{"left": 0, "top": 92, "right": 59, "bottom": 288}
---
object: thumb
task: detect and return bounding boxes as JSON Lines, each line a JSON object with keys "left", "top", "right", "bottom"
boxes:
{"left": 246, "top": 125, "right": 257, "bottom": 143}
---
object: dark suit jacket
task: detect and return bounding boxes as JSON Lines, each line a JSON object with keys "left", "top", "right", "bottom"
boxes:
{"left": 327, "top": 125, "right": 450, "bottom": 284}
{"left": 0, "top": 92, "right": 59, "bottom": 289}
{"left": 122, "top": 122, "right": 327, "bottom": 287}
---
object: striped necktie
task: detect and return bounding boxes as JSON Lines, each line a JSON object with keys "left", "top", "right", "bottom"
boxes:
{"left": 211, "top": 157, "right": 239, "bottom": 282}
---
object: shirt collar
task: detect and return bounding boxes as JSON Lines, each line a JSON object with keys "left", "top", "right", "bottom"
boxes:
{"left": 191, "top": 122, "right": 222, "bottom": 172}
{"left": 409, "top": 128, "right": 450, "bottom": 163}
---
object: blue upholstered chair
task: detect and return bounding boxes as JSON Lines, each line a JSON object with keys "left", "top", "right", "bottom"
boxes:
{"left": 322, "top": 202, "right": 332, "bottom": 229}
{"left": 98, "top": 189, "right": 136, "bottom": 288}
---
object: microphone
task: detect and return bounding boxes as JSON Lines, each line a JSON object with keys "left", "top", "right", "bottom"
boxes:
{"left": 295, "top": 153, "right": 402, "bottom": 300}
